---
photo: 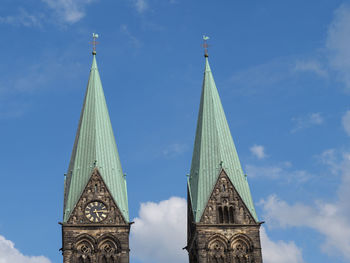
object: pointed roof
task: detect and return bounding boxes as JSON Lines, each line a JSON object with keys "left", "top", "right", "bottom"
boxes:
{"left": 63, "top": 54, "right": 129, "bottom": 222}
{"left": 188, "top": 55, "right": 258, "bottom": 222}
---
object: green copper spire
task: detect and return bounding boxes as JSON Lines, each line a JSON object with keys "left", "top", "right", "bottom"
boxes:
{"left": 63, "top": 52, "right": 129, "bottom": 222}
{"left": 188, "top": 55, "right": 258, "bottom": 222}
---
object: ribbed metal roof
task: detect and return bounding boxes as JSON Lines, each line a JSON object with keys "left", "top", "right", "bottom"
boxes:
{"left": 188, "top": 56, "right": 258, "bottom": 222}
{"left": 63, "top": 54, "right": 129, "bottom": 222}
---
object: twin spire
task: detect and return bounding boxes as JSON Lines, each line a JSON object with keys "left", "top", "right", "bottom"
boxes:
{"left": 188, "top": 38, "right": 258, "bottom": 222}
{"left": 63, "top": 35, "right": 257, "bottom": 224}
{"left": 63, "top": 34, "right": 128, "bottom": 222}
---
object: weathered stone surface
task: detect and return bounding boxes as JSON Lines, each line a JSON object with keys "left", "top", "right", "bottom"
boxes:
{"left": 187, "top": 170, "right": 263, "bottom": 263}
{"left": 62, "top": 169, "right": 130, "bottom": 263}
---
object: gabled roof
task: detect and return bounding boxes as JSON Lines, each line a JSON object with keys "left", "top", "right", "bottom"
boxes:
{"left": 188, "top": 56, "right": 258, "bottom": 222}
{"left": 63, "top": 54, "right": 129, "bottom": 222}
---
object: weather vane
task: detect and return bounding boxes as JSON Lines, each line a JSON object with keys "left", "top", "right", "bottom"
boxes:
{"left": 202, "top": 35, "right": 210, "bottom": 57}
{"left": 91, "top": 33, "right": 99, "bottom": 55}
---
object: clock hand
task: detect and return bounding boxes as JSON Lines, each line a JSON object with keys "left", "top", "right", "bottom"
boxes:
{"left": 94, "top": 209, "right": 103, "bottom": 220}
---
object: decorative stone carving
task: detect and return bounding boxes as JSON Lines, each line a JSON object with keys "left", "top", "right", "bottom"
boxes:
{"left": 208, "top": 239, "right": 226, "bottom": 263}
{"left": 67, "top": 170, "right": 126, "bottom": 225}
{"left": 98, "top": 238, "right": 120, "bottom": 263}
{"left": 200, "top": 171, "right": 255, "bottom": 225}
{"left": 62, "top": 169, "right": 130, "bottom": 263}
{"left": 73, "top": 239, "right": 95, "bottom": 263}
{"left": 187, "top": 170, "right": 262, "bottom": 263}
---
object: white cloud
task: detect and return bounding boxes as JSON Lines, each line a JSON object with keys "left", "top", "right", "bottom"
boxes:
{"left": 309, "top": 113, "right": 324, "bottom": 124}
{"left": 130, "top": 197, "right": 305, "bottom": 263}
{"left": 0, "top": 235, "right": 51, "bottom": 263}
{"left": 229, "top": 57, "right": 292, "bottom": 96}
{"left": 259, "top": 152, "right": 350, "bottom": 260}
{"left": 260, "top": 195, "right": 350, "bottom": 260}
{"left": 316, "top": 148, "right": 339, "bottom": 175}
{"left": 246, "top": 162, "right": 311, "bottom": 183}
{"left": 134, "top": 0, "right": 148, "bottom": 13}
{"left": 342, "top": 110, "right": 350, "bottom": 136}
{"left": 130, "top": 197, "right": 187, "bottom": 263}
{"left": 228, "top": 3, "right": 350, "bottom": 94}
{"left": 0, "top": 50, "right": 85, "bottom": 119}
{"left": 120, "top": 24, "right": 142, "bottom": 49}
{"left": 260, "top": 227, "right": 304, "bottom": 263}
{"left": 250, "top": 144, "right": 267, "bottom": 159}
{"left": 326, "top": 4, "right": 350, "bottom": 90}
{"left": 294, "top": 60, "right": 328, "bottom": 78}
{"left": 0, "top": 9, "right": 42, "bottom": 27}
{"left": 337, "top": 153, "right": 350, "bottom": 218}
{"left": 291, "top": 112, "right": 324, "bottom": 133}
{"left": 1, "top": 52, "right": 82, "bottom": 95}
{"left": 246, "top": 164, "right": 283, "bottom": 179}
{"left": 162, "top": 143, "right": 188, "bottom": 158}
{"left": 42, "top": 0, "right": 97, "bottom": 23}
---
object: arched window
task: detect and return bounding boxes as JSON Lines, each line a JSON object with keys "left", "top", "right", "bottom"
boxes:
{"left": 208, "top": 239, "right": 226, "bottom": 263}
{"left": 218, "top": 207, "right": 223, "bottom": 223}
{"left": 223, "top": 206, "right": 229, "bottom": 223}
{"left": 74, "top": 239, "right": 94, "bottom": 263}
{"left": 98, "top": 239, "right": 119, "bottom": 263}
{"left": 229, "top": 207, "right": 234, "bottom": 223}
{"left": 231, "top": 237, "right": 254, "bottom": 263}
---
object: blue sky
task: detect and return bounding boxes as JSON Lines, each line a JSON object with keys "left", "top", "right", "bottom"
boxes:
{"left": 1, "top": 1, "right": 350, "bottom": 263}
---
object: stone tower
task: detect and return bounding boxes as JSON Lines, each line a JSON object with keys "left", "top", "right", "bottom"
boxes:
{"left": 61, "top": 48, "right": 130, "bottom": 263}
{"left": 186, "top": 52, "right": 263, "bottom": 263}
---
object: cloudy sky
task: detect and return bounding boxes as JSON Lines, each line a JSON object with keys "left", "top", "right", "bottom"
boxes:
{"left": 1, "top": 1, "right": 350, "bottom": 263}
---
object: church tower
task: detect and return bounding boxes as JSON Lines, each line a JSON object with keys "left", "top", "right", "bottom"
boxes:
{"left": 186, "top": 45, "right": 263, "bottom": 263}
{"left": 61, "top": 38, "right": 130, "bottom": 263}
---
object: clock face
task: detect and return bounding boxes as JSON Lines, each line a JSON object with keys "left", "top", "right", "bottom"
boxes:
{"left": 85, "top": 201, "right": 108, "bottom": 222}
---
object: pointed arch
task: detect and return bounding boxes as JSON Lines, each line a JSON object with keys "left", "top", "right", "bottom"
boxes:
{"left": 98, "top": 234, "right": 121, "bottom": 252}
{"left": 207, "top": 235, "right": 227, "bottom": 263}
{"left": 97, "top": 234, "right": 121, "bottom": 263}
{"left": 74, "top": 233, "right": 96, "bottom": 249}
{"left": 229, "top": 234, "right": 253, "bottom": 250}
{"left": 207, "top": 233, "right": 229, "bottom": 249}
{"left": 229, "top": 234, "right": 255, "bottom": 263}
{"left": 72, "top": 234, "right": 96, "bottom": 263}
{"left": 97, "top": 233, "right": 121, "bottom": 247}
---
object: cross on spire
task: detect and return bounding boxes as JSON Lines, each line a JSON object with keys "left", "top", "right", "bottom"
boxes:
{"left": 202, "top": 35, "right": 210, "bottom": 57}
{"left": 91, "top": 33, "right": 99, "bottom": 55}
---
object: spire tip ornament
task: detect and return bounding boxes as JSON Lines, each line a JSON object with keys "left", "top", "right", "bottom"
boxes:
{"left": 202, "top": 35, "right": 210, "bottom": 57}
{"left": 91, "top": 33, "right": 99, "bottom": 55}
